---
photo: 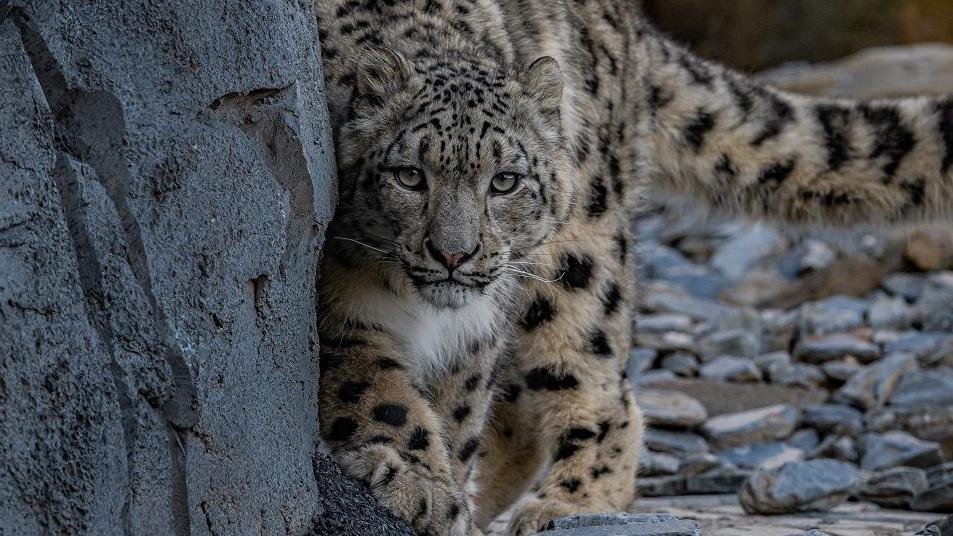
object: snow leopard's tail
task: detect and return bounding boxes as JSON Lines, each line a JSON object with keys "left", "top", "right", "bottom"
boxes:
{"left": 636, "top": 25, "right": 953, "bottom": 225}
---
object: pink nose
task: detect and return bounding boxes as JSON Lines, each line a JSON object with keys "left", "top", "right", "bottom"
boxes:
{"left": 439, "top": 250, "right": 466, "bottom": 270}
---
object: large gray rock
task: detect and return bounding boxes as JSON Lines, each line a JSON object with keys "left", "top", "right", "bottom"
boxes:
{"left": 739, "top": 460, "right": 860, "bottom": 515}
{"left": 794, "top": 334, "right": 880, "bottom": 364}
{"left": 912, "top": 466, "right": 953, "bottom": 513}
{"left": 858, "top": 467, "right": 929, "bottom": 509}
{"left": 798, "top": 296, "right": 868, "bottom": 337}
{"left": 702, "top": 405, "right": 800, "bottom": 449}
{"left": 543, "top": 513, "right": 702, "bottom": 536}
{"left": 700, "top": 355, "right": 763, "bottom": 383}
{"left": 0, "top": 3, "right": 412, "bottom": 536}
{"left": 834, "top": 353, "right": 918, "bottom": 410}
{"left": 638, "top": 390, "right": 708, "bottom": 428}
{"left": 718, "top": 441, "right": 805, "bottom": 471}
{"left": 884, "top": 332, "right": 953, "bottom": 366}
{"left": 860, "top": 432, "right": 944, "bottom": 472}
{"left": 710, "top": 223, "right": 784, "bottom": 280}
{"left": 638, "top": 468, "right": 751, "bottom": 497}
{"left": 644, "top": 429, "right": 711, "bottom": 457}
{"left": 801, "top": 404, "right": 865, "bottom": 436}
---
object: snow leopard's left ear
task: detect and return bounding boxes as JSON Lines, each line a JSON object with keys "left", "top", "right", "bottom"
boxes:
{"left": 355, "top": 48, "right": 414, "bottom": 103}
{"left": 520, "top": 56, "right": 563, "bottom": 112}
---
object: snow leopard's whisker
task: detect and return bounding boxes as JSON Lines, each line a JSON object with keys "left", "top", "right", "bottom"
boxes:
{"left": 332, "top": 236, "right": 393, "bottom": 254}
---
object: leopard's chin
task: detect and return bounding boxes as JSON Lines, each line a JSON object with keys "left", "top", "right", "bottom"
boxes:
{"left": 414, "top": 280, "right": 482, "bottom": 309}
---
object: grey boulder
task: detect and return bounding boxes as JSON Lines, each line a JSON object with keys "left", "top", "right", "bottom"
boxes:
{"left": 739, "top": 459, "right": 860, "bottom": 515}
{"left": 858, "top": 467, "right": 929, "bottom": 509}
{"left": 638, "top": 390, "right": 709, "bottom": 428}
{"left": 860, "top": 432, "right": 944, "bottom": 472}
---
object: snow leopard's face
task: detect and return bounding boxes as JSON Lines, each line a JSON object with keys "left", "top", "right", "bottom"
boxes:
{"left": 336, "top": 50, "right": 572, "bottom": 308}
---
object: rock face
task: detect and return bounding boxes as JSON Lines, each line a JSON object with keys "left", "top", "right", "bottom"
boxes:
{"left": 0, "top": 2, "right": 412, "bottom": 536}
{"left": 739, "top": 460, "right": 860, "bottom": 515}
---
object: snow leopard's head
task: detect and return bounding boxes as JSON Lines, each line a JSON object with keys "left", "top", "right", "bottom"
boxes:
{"left": 334, "top": 49, "right": 573, "bottom": 308}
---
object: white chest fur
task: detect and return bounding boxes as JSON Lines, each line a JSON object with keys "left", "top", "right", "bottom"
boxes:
{"left": 341, "top": 282, "right": 501, "bottom": 380}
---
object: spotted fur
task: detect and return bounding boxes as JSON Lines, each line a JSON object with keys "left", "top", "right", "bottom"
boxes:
{"left": 314, "top": 2, "right": 953, "bottom": 535}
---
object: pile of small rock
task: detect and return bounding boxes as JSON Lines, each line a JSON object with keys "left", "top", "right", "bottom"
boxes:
{"left": 627, "top": 208, "right": 953, "bottom": 518}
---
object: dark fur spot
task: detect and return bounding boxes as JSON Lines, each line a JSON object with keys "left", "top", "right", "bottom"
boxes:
{"left": 319, "top": 350, "right": 343, "bottom": 372}
{"left": 816, "top": 104, "right": 853, "bottom": 171}
{"left": 559, "top": 479, "right": 582, "bottom": 493}
{"left": 452, "top": 405, "right": 471, "bottom": 422}
{"left": 860, "top": 104, "right": 917, "bottom": 179}
{"left": 373, "top": 404, "right": 408, "bottom": 427}
{"left": 565, "top": 427, "right": 597, "bottom": 441}
{"left": 601, "top": 282, "right": 621, "bottom": 315}
{"left": 522, "top": 296, "right": 555, "bottom": 329}
{"left": 554, "top": 442, "right": 580, "bottom": 461}
{"left": 937, "top": 98, "right": 953, "bottom": 173}
{"left": 327, "top": 417, "right": 358, "bottom": 442}
{"left": 715, "top": 154, "right": 738, "bottom": 177}
{"left": 679, "top": 55, "right": 714, "bottom": 87}
{"left": 559, "top": 253, "right": 593, "bottom": 290}
{"left": 648, "top": 84, "right": 673, "bottom": 114}
{"left": 408, "top": 426, "right": 430, "bottom": 450}
{"left": 758, "top": 159, "right": 797, "bottom": 187}
{"left": 503, "top": 383, "right": 522, "bottom": 402}
{"left": 464, "top": 374, "right": 482, "bottom": 391}
{"left": 589, "top": 329, "right": 613, "bottom": 357}
{"left": 590, "top": 466, "right": 612, "bottom": 479}
{"left": 751, "top": 93, "right": 794, "bottom": 146}
{"left": 459, "top": 437, "right": 480, "bottom": 462}
{"left": 447, "top": 503, "right": 461, "bottom": 520}
{"left": 379, "top": 464, "right": 399, "bottom": 487}
{"left": 614, "top": 232, "right": 628, "bottom": 264}
{"left": 597, "top": 421, "right": 611, "bottom": 443}
{"left": 525, "top": 368, "right": 579, "bottom": 391}
{"left": 684, "top": 109, "right": 716, "bottom": 151}
{"left": 338, "top": 381, "right": 370, "bottom": 404}
{"left": 586, "top": 177, "right": 609, "bottom": 218}
{"left": 376, "top": 357, "right": 403, "bottom": 370}
{"left": 903, "top": 177, "right": 927, "bottom": 208}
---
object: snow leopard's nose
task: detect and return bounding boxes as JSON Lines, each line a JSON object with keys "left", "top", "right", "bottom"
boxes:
{"left": 425, "top": 238, "right": 480, "bottom": 271}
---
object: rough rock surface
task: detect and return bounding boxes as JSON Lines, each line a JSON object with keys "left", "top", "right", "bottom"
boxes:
{"left": 739, "top": 460, "right": 860, "bottom": 515}
{"left": 0, "top": 2, "right": 412, "bottom": 535}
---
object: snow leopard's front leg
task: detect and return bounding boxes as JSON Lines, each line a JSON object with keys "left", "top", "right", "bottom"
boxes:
{"left": 493, "top": 227, "right": 645, "bottom": 536}
{"left": 319, "top": 336, "right": 483, "bottom": 536}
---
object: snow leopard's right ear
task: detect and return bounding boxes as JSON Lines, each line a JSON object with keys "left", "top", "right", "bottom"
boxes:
{"left": 355, "top": 48, "right": 414, "bottom": 102}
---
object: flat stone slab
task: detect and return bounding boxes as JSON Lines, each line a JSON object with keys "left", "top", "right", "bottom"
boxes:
{"left": 540, "top": 513, "right": 701, "bottom": 536}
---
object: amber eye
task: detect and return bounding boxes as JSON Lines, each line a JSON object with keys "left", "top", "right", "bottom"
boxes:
{"left": 490, "top": 172, "right": 522, "bottom": 194}
{"left": 394, "top": 167, "right": 426, "bottom": 190}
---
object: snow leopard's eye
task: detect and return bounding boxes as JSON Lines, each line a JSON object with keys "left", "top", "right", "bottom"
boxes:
{"left": 490, "top": 172, "right": 522, "bottom": 194}
{"left": 393, "top": 167, "right": 426, "bottom": 191}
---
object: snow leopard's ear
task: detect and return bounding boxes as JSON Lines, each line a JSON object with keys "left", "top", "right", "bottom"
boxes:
{"left": 355, "top": 48, "right": 414, "bottom": 102}
{"left": 520, "top": 56, "right": 563, "bottom": 112}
